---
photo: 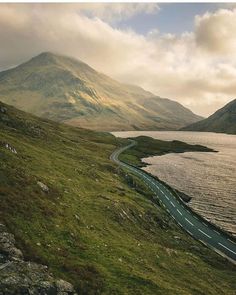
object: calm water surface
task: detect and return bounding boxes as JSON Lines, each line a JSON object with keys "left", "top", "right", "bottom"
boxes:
{"left": 112, "top": 131, "right": 236, "bottom": 236}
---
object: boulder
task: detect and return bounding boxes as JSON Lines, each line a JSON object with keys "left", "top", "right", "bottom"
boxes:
{"left": 56, "top": 279, "right": 75, "bottom": 293}
{"left": 37, "top": 181, "right": 49, "bottom": 193}
{"left": 0, "top": 106, "right": 7, "bottom": 113}
{"left": 0, "top": 224, "right": 77, "bottom": 294}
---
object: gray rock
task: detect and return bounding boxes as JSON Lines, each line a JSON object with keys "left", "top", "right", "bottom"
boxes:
{"left": 74, "top": 214, "right": 80, "bottom": 222}
{"left": 37, "top": 280, "right": 57, "bottom": 295}
{"left": 0, "top": 106, "right": 7, "bottom": 113}
{"left": 56, "top": 279, "right": 75, "bottom": 293}
{"left": 0, "top": 231, "right": 23, "bottom": 261}
{"left": 37, "top": 181, "right": 49, "bottom": 193}
{"left": 0, "top": 225, "right": 77, "bottom": 295}
{"left": 8, "top": 247, "right": 23, "bottom": 260}
{"left": 5, "top": 143, "right": 17, "bottom": 154}
{"left": 0, "top": 232, "right": 15, "bottom": 244}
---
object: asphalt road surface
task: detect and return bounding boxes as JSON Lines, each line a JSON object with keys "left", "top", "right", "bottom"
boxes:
{"left": 111, "top": 140, "right": 236, "bottom": 263}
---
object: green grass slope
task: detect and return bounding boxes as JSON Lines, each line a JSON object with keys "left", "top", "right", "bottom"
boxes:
{"left": 181, "top": 99, "right": 236, "bottom": 134}
{"left": 0, "top": 52, "right": 202, "bottom": 131}
{"left": 0, "top": 101, "right": 235, "bottom": 294}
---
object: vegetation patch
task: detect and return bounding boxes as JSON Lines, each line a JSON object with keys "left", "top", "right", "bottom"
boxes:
{"left": 119, "top": 135, "right": 216, "bottom": 167}
{"left": 0, "top": 102, "right": 235, "bottom": 294}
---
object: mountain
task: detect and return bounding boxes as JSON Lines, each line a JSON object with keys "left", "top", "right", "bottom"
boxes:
{"left": 0, "top": 52, "right": 202, "bottom": 131}
{"left": 1, "top": 101, "right": 235, "bottom": 294}
{"left": 181, "top": 99, "right": 236, "bottom": 134}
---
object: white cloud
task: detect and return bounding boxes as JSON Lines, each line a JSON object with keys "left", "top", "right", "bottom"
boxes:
{"left": 78, "top": 3, "right": 160, "bottom": 22}
{"left": 195, "top": 9, "right": 236, "bottom": 55}
{"left": 0, "top": 4, "right": 235, "bottom": 116}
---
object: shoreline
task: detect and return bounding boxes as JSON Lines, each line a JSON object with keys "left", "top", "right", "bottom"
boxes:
{"left": 119, "top": 135, "right": 216, "bottom": 204}
{"left": 143, "top": 153, "right": 236, "bottom": 238}
{"left": 113, "top": 140, "right": 236, "bottom": 263}
{"left": 127, "top": 153, "right": 236, "bottom": 241}
{"left": 118, "top": 135, "right": 236, "bottom": 237}
{"left": 119, "top": 135, "right": 216, "bottom": 168}
{"left": 142, "top": 166, "right": 192, "bottom": 203}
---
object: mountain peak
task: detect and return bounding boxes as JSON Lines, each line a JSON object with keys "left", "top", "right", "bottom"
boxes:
{"left": 0, "top": 52, "right": 202, "bottom": 131}
{"left": 26, "top": 51, "right": 63, "bottom": 67}
{"left": 24, "top": 52, "right": 95, "bottom": 75}
{"left": 37, "top": 51, "right": 56, "bottom": 58}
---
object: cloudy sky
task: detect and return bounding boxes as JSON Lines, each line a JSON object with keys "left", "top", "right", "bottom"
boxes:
{"left": 0, "top": 3, "right": 236, "bottom": 116}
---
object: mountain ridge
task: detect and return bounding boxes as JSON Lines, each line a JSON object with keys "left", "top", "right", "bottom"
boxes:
{"left": 181, "top": 99, "right": 236, "bottom": 135}
{"left": 0, "top": 52, "right": 202, "bottom": 131}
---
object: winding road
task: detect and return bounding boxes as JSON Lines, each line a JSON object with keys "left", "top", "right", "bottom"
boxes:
{"left": 111, "top": 140, "right": 236, "bottom": 263}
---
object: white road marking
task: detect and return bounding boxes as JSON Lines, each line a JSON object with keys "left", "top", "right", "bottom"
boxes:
{"left": 177, "top": 209, "right": 182, "bottom": 215}
{"left": 114, "top": 147, "right": 236, "bottom": 260}
{"left": 227, "top": 239, "right": 236, "bottom": 245}
{"left": 186, "top": 230, "right": 193, "bottom": 236}
{"left": 218, "top": 243, "right": 236, "bottom": 255}
{"left": 185, "top": 218, "right": 194, "bottom": 226}
{"left": 199, "top": 239, "right": 208, "bottom": 247}
{"left": 198, "top": 229, "right": 211, "bottom": 239}
{"left": 170, "top": 201, "right": 175, "bottom": 207}
{"left": 213, "top": 230, "right": 220, "bottom": 235}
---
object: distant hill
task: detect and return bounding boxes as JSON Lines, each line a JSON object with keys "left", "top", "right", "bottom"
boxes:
{"left": 0, "top": 52, "right": 202, "bottom": 131}
{"left": 181, "top": 99, "right": 236, "bottom": 134}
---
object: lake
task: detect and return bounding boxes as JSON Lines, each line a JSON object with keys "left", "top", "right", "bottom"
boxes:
{"left": 112, "top": 131, "right": 236, "bottom": 237}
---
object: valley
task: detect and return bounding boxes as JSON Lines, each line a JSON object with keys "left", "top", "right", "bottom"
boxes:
{"left": 0, "top": 102, "right": 235, "bottom": 294}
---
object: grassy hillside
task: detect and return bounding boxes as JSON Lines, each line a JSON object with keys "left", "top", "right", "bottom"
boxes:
{"left": 0, "top": 52, "right": 202, "bottom": 131}
{"left": 0, "top": 101, "right": 235, "bottom": 294}
{"left": 181, "top": 99, "right": 236, "bottom": 134}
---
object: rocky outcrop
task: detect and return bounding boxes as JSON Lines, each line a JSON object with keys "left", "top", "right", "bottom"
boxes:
{"left": 0, "top": 142, "right": 17, "bottom": 154}
{"left": 0, "top": 224, "right": 77, "bottom": 295}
